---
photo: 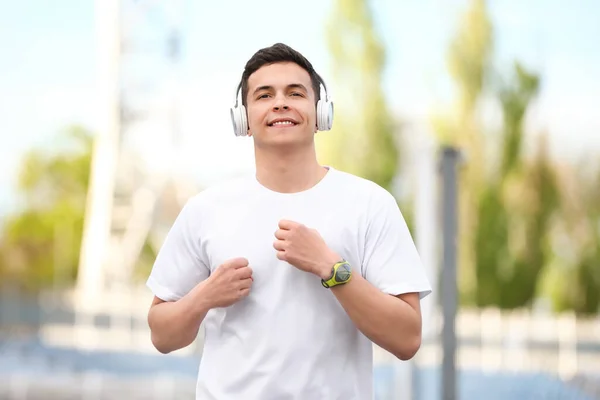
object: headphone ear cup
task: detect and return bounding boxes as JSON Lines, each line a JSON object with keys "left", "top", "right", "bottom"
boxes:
{"left": 230, "top": 104, "right": 248, "bottom": 136}
{"left": 239, "top": 105, "right": 248, "bottom": 136}
{"left": 316, "top": 99, "right": 334, "bottom": 131}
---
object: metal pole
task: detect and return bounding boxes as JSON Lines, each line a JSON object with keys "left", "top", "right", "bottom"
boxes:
{"left": 440, "top": 146, "right": 461, "bottom": 400}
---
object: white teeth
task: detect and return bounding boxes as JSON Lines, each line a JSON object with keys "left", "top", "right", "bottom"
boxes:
{"left": 272, "top": 121, "right": 294, "bottom": 126}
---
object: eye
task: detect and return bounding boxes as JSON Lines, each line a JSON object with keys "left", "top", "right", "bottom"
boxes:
{"left": 290, "top": 92, "right": 303, "bottom": 97}
{"left": 258, "top": 93, "right": 270, "bottom": 99}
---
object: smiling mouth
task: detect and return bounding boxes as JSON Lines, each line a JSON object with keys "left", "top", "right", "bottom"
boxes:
{"left": 268, "top": 120, "right": 298, "bottom": 127}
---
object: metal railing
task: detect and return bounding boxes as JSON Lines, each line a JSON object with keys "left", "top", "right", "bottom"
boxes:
{"left": 1, "top": 286, "right": 599, "bottom": 399}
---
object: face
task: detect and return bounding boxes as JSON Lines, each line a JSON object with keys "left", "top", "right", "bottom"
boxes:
{"left": 245, "top": 62, "right": 317, "bottom": 149}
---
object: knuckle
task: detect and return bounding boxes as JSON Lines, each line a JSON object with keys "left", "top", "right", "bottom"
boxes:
{"left": 235, "top": 257, "right": 248, "bottom": 266}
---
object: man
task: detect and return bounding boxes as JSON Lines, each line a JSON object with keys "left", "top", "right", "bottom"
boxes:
{"left": 146, "top": 43, "right": 432, "bottom": 400}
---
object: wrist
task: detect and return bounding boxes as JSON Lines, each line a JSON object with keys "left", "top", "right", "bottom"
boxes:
{"left": 186, "top": 280, "right": 214, "bottom": 315}
{"left": 316, "top": 251, "right": 342, "bottom": 280}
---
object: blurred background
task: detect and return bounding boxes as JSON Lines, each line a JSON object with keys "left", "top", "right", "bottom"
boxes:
{"left": 0, "top": 0, "right": 599, "bottom": 399}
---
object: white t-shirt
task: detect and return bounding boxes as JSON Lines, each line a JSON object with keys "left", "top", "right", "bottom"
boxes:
{"left": 147, "top": 166, "right": 432, "bottom": 400}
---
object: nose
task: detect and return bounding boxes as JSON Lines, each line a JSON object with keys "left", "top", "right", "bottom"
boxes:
{"left": 272, "top": 94, "right": 289, "bottom": 111}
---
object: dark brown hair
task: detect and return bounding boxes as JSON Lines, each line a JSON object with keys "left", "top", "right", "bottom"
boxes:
{"left": 237, "top": 43, "right": 325, "bottom": 107}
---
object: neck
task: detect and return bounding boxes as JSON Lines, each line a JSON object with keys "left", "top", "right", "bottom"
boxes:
{"left": 254, "top": 144, "right": 327, "bottom": 193}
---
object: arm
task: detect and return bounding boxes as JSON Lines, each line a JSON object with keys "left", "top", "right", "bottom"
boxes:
{"left": 147, "top": 257, "right": 253, "bottom": 354}
{"left": 275, "top": 190, "right": 432, "bottom": 361}
{"left": 147, "top": 282, "right": 212, "bottom": 354}
{"left": 145, "top": 198, "right": 209, "bottom": 354}
{"left": 335, "top": 191, "right": 431, "bottom": 360}
{"left": 316, "top": 257, "right": 422, "bottom": 360}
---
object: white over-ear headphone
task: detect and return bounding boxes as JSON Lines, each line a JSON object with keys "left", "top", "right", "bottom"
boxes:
{"left": 229, "top": 81, "right": 334, "bottom": 137}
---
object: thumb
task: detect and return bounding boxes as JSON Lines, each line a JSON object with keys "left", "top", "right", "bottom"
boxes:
{"left": 222, "top": 257, "right": 249, "bottom": 269}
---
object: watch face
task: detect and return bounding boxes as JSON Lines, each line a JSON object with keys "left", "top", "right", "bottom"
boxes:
{"left": 335, "top": 263, "right": 352, "bottom": 282}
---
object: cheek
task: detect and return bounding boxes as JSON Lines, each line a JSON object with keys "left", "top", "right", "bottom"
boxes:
{"left": 246, "top": 107, "right": 265, "bottom": 132}
{"left": 247, "top": 114, "right": 259, "bottom": 131}
{"left": 306, "top": 107, "right": 318, "bottom": 127}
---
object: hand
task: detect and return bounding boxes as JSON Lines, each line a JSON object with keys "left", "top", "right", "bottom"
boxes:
{"left": 273, "top": 220, "right": 340, "bottom": 279}
{"left": 205, "top": 257, "right": 253, "bottom": 308}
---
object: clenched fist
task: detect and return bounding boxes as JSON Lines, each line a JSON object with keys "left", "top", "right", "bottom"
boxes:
{"left": 273, "top": 220, "right": 340, "bottom": 280}
{"left": 205, "top": 257, "right": 253, "bottom": 308}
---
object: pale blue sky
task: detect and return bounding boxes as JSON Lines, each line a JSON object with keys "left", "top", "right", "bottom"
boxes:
{"left": 1, "top": 0, "right": 599, "bottom": 215}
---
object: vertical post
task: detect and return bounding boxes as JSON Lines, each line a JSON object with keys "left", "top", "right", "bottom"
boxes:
{"left": 440, "top": 146, "right": 461, "bottom": 400}
{"left": 75, "top": 0, "right": 121, "bottom": 350}
{"left": 77, "top": 0, "right": 121, "bottom": 297}
{"left": 416, "top": 133, "right": 439, "bottom": 336}
{"left": 410, "top": 131, "right": 439, "bottom": 400}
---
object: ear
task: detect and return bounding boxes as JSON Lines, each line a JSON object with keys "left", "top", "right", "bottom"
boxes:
{"left": 246, "top": 112, "right": 252, "bottom": 137}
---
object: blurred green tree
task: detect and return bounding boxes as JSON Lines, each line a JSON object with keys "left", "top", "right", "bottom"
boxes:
{"left": 0, "top": 126, "right": 161, "bottom": 291}
{"left": 433, "top": 0, "right": 568, "bottom": 310}
{"left": 431, "top": 0, "right": 494, "bottom": 304}
{"left": 0, "top": 126, "right": 92, "bottom": 290}
{"left": 565, "top": 163, "right": 600, "bottom": 314}
{"left": 474, "top": 62, "right": 560, "bottom": 309}
{"left": 318, "top": 0, "right": 398, "bottom": 192}
{"left": 542, "top": 160, "right": 600, "bottom": 314}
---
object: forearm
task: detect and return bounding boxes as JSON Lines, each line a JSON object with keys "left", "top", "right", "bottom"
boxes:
{"left": 148, "top": 281, "right": 212, "bottom": 354}
{"left": 330, "top": 273, "right": 422, "bottom": 360}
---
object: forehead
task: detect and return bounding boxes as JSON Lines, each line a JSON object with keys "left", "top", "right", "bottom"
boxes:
{"left": 247, "top": 62, "right": 313, "bottom": 92}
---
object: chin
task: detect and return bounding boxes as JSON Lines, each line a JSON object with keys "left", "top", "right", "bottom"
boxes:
{"left": 256, "top": 129, "right": 312, "bottom": 147}
{"left": 257, "top": 135, "right": 311, "bottom": 149}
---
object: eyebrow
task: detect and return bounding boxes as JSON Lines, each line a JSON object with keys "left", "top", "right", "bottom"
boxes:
{"left": 252, "top": 83, "right": 308, "bottom": 96}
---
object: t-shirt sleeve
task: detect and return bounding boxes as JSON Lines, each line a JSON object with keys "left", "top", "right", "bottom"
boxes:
{"left": 146, "top": 197, "right": 210, "bottom": 302}
{"left": 362, "top": 190, "right": 432, "bottom": 299}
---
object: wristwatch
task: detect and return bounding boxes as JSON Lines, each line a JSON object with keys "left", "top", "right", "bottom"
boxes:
{"left": 321, "top": 260, "right": 352, "bottom": 288}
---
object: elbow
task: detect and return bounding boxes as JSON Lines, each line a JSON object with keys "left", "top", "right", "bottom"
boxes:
{"left": 394, "top": 334, "right": 422, "bottom": 361}
{"left": 151, "top": 333, "right": 173, "bottom": 355}
{"left": 150, "top": 330, "right": 194, "bottom": 355}
{"left": 154, "top": 345, "right": 172, "bottom": 355}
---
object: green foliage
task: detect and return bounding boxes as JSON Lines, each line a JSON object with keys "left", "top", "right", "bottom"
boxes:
{"left": 509, "top": 137, "right": 559, "bottom": 307}
{"left": 473, "top": 184, "right": 508, "bottom": 306}
{"left": 472, "top": 62, "right": 558, "bottom": 310}
{"left": 0, "top": 125, "right": 169, "bottom": 291}
{"left": 433, "top": 0, "right": 494, "bottom": 304}
{"left": 573, "top": 166, "right": 600, "bottom": 314}
{"left": 319, "top": 0, "right": 397, "bottom": 192}
{"left": 498, "top": 62, "right": 540, "bottom": 176}
{"left": 0, "top": 126, "right": 92, "bottom": 290}
{"left": 447, "top": 0, "right": 494, "bottom": 116}
{"left": 438, "top": 0, "right": 599, "bottom": 314}
{"left": 544, "top": 162, "right": 600, "bottom": 314}
{"left": 572, "top": 247, "right": 600, "bottom": 314}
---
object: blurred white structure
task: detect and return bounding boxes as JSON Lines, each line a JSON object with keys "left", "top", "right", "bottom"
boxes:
{"left": 74, "top": 0, "right": 193, "bottom": 350}
{"left": 409, "top": 126, "right": 441, "bottom": 400}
